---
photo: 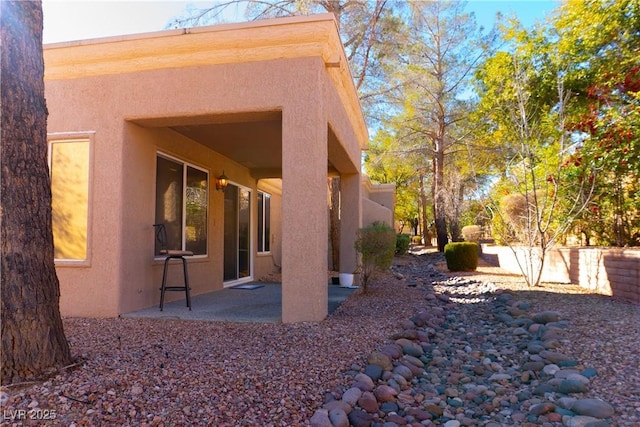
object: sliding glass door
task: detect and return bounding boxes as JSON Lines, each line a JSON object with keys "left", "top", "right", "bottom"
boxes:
{"left": 223, "top": 184, "right": 251, "bottom": 282}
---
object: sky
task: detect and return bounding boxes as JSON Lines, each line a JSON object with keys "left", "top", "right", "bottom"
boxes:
{"left": 42, "top": 0, "right": 560, "bottom": 44}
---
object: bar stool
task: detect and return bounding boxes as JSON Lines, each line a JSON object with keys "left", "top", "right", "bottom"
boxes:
{"left": 153, "top": 224, "right": 193, "bottom": 311}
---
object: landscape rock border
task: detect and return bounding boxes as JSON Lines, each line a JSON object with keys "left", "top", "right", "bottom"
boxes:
{"left": 312, "top": 262, "right": 618, "bottom": 427}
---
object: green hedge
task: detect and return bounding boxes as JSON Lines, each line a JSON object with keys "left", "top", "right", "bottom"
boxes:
{"left": 444, "top": 242, "right": 479, "bottom": 271}
{"left": 396, "top": 234, "right": 410, "bottom": 255}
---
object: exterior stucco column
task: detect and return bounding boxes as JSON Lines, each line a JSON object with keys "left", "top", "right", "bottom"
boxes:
{"left": 339, "top": 173, "right": 361, "bottom": 276}
{"left": 281, "top": 97, "right": 328, "bottom": 323}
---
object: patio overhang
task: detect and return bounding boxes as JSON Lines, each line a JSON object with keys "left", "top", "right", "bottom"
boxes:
{"left": 44, "top": 14, "right": 369, "bottom": 150}
{"left": 131, "top": 111, "right": 358, "bottom": 179}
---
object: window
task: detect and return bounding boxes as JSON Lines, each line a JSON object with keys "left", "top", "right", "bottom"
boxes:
{"left": 257, "top": 191, "right": 271, "bottom": 253}
{"left": 49, "top": 138, "right": 91, "bottom": 261}
{"left": 155, "top": 154, "right": 208, "bottom": 256}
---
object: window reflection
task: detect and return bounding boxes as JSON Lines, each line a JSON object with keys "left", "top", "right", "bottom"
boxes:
{"left": 50, "top": 140, "right": 90, "bottom": 260}
{"left": 155, "top": 155, "right": 208, "bottom": 256}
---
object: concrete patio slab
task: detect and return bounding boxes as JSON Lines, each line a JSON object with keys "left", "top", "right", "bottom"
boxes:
{"left": 121, "top": 283, "right": 356, "bottom": 323}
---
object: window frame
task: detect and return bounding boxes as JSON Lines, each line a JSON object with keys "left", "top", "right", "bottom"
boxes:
{"left": 47, "top": 132, "right": 95, "bottom": 267}
{"left": 155, "top": 152, "right": 209, "bottom": 258}
{"left": 257, "top": 190, "right": 271, "bottom": 254}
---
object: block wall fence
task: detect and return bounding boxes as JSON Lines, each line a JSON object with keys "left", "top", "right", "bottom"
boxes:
{"left": 480, "top": 245, "right": 640, "bottom": 304}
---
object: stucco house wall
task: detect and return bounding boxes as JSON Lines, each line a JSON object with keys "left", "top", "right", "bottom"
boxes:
{"left": 44, "top": 15, "right": 369, "bottom": 322}
{"left": 361, "top": 176, "right": 395, "bottom": 227}
{"left": 362, "top": 198, "right": 393, "bottom": 228}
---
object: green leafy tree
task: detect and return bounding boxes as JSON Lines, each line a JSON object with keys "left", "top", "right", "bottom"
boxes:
{"left": 364, "top": 128, "right": 422, "bottom": 234}
{"left": 474, "top": 20, "right": 595, "bottom": 286}
{"left": 394, "top": 0, "right": 495, "bottom": 251}
{"left": 443, "top": 148, "right": 482, "bottom": 241}
{"left": 556, "top": 0, "right": 640, "bottom": 246}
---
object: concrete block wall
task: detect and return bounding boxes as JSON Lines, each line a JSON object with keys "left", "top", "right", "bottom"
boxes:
{"left": 481, "top": 245, "right": 640, "bottom": 304}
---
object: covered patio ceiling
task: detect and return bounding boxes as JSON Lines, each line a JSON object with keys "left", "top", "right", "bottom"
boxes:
{"left": 133, "top": 110, "right": 358, "bottom": 178}
{"left": 171, "top": 111, "right": 283, "bottom": 176}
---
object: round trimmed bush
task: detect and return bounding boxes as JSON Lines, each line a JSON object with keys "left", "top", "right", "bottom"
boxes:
{"left": 396, "top": 233, "right": 410, "bottom": 255}
{"left": 444, "top": 242, "right": 479, "bottom": 271}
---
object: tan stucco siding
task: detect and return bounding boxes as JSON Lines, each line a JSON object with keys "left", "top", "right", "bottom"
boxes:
{"left": 281, "top": 61, "right": 329, "bottom": 322}
{"left": 323, "top": 69, "right": 365, "bottom": 174}
{"left": 46, "top": 55, "right": 362, "bottom": 318}
{"left": 362, "top": 198, "right": 394, "bottom": 228}
{"left": 321, "top": 63, "right": 363, "bottom": 275}
{"left": 46, "top": 80, "right": 126, "bottom": 317}
{"left": 44, "top": 14, "right": 368, "bottom": 321}
{"left": 362, "top": 177, "right": 395, "bottom": 229}
{"left": 44, "top": 15, "right": 368, "bottom": 150}
{"left": 368, "top": 190, "right": 395, "bottom": 212}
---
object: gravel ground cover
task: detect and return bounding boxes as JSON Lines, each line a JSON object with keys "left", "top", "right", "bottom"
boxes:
{"left": 445, "top": 261, "right": 640, "bottom": 427}
{"left": 460, "top": 274, "right": 640, "bottom": 426}
{"left": 1, "top": 250, "right": 638, "bottom": 426}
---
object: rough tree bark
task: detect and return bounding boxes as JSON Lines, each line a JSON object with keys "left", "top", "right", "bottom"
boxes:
{"left": 433, "top": 146, "right": 448, "bottom": 252}
{"left": 418, "top": 168, "right": 430, "bottom": 246}
{"left": 1, "top": 0, "right": 72, "bottom": 385}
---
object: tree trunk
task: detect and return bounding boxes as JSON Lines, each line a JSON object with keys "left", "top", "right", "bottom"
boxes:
{"left": 433, "top": 148, "right": 448, "bottom": 252}
{"left": 1, "top": 0, "right": 72, "bottom": 385}
{"left": 329, "top": 177, "right": 340, "bottom": 271}
{"left": 449, "top": 182, "right": 465, "bottom": 241}
{"left": 419, "top": 170, "right": 429, "bottom": 246}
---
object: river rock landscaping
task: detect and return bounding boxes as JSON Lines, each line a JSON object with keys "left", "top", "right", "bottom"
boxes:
{"left": 1, "top": 251, "right": 638, "bottom": 426}
{"left": 310, "top": 253, "right": 640, "bottom": 427}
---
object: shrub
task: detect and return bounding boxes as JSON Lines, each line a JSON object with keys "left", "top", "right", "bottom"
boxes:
{"left": 461, "top": 225, "right": 482, "bottom": 242}
{"left": 354, "top": 222, "right": 396, "bottom": 292}
{"left": 497, "top": 191, "right": 545, "bottom": 244}
{"left": 444, "top": 242, "right": 479, "bottom": 271}
{"left": 411, "top": 235, "right": 422, "bottom": 244}
{"left": 396, "top": 233, "right": 410, "bottom": 255}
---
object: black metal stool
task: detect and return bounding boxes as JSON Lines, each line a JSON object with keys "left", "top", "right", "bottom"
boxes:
{"left": 153, "top": 224, "right": 193, "bottom": 311}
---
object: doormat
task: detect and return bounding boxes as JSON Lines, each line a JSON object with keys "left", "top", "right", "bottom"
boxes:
{"left": 231, "top": 284, "right": 265, "bottom": 290}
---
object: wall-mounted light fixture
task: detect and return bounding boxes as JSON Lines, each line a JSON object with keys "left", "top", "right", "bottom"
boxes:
{"left": 216, "top": 171, "right": 228, "bottom": 191}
